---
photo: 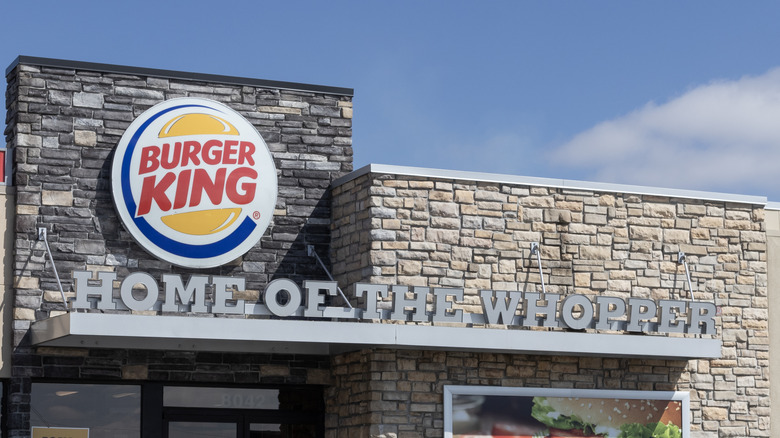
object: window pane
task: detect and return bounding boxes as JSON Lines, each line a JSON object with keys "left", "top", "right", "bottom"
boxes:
{"left": 31, "top": 383, "right": 141, "bottom": 438}
{"left": 164, "top": 387, "right": 280, "bottom": 409}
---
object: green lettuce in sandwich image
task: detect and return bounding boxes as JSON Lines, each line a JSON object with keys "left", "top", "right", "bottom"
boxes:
{"left": 531, "top": 396, "right": 682, "bottom": 438}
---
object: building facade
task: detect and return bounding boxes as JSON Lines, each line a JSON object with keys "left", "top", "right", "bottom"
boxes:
{"left": 1, "top": 56, "right": 774, "bottom": 437}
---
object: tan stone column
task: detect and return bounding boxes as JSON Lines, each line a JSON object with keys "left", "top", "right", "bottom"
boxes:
{"left": 0, "top": 187, "right": 13, "bottom": 377}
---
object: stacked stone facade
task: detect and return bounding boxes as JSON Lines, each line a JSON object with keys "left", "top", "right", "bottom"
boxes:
{"left": 327, "top": 349, "right": 690, "bottom": 437}
{"left": 329, "top": 169, "right": 769, "bottom": 437}
{"left": 5, "top": 58, "right": 352, "bottom": 436}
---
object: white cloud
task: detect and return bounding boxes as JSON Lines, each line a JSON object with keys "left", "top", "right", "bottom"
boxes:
{"left": 550, "top": 68, "right": 780, "bottom": 199}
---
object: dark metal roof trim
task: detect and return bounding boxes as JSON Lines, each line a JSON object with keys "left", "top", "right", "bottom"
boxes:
{"left": 6, "top": 55, "right": 354, "bottom": 97}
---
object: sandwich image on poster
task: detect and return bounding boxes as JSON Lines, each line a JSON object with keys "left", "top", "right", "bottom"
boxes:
{"left": 446, "top": 387, "right": 688, "bottom": 438}
{"left": 530, "top": 396, "right": 681, "bottom": 437}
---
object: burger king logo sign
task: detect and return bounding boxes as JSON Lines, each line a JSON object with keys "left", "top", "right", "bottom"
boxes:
{"left": 111, "top": 98, "right": 277, "bottom": 268}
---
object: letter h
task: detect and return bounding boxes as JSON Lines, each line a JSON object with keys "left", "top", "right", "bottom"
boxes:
{"left": 72, "top": 271, "right": 118, "bottom": 310}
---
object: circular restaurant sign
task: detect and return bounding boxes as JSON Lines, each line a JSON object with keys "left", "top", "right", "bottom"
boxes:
{"left": 111, "top": 98, "right": 277, "bottom": 268}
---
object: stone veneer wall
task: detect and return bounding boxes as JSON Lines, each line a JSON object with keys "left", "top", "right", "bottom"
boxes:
{"left": 5, "top": 59, "right": 352, "bottom": 435}
{"left": 329, "top": 172, "right": 769, "bottom": 437}
{"left": 327, "top": 349, "right": 689, "bottom": 438}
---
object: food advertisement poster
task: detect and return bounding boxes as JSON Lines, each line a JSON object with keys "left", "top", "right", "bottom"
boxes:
{"left": 444, "top": 387, "right": 689, "bottom": 438}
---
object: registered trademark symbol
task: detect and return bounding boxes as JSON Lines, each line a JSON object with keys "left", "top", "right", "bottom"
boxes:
{"left": 253, "top": 211, "right": 261, "bottom": 220}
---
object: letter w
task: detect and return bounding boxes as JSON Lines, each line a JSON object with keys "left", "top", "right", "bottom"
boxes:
{"left": 480, "top": 290, "right": 521, "bottom": 324}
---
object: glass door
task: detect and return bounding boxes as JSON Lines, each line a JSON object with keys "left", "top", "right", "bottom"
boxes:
{"left": 161, "top": 385, "right": 323, "bottom": 438}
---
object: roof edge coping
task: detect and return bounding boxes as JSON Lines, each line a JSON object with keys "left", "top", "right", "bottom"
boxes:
{"left": 333, "top": 164, "right": 767, "bottom": 206}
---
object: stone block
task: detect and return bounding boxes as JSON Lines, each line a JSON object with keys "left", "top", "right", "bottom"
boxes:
{"left": 701, "top": 406, "right": 728, "bottom": 420}
{"left": 568, "top": 224, "right": 597, "bottom": 235}
{"left": 455, "top": 190, "right": 474, "bottom": 204}
{"left": 17, "top": 133, "right": 42, "bottom": 147}
{"left": 580, "top": 246, "right": 610, "bottom": 260}
{"left": 644, "top": 204, "right": 675, "bottom": 218}
{"left": 574, "top": 273, "right": 590, "bottom": 287}
{"left": 14, "top": 277, "right": 39, "bottom": 289}
{"left": 260, "top": 365, "right": 290, "bottom": 376}
{"left": 691, "top": 228, "right": 710, "bottom": 240}
{"left": 430, "top": 202, "right": 459, "bottom": 218}
{"left": 74, "top": 130, "right": 97, "bottom": 146}
{"left": 607, "top": 279, "right": 631, "bottom": 292}
{"left": 741, "top": 231, "right": 765, "bottom": 243}
{"left": 544, "top": 209, "right": 571, "bottom": 224}
{"left": 429, "top": 191, "right": 453, "bottom": 202}
{"left": 371, "top": 230, "right": 396, "bottom": 241}
{"left": 697, "top": 217, "right": 724, "bottom": 228}
{"left": 122, "top": 365, "right": 148, "bottom": 380}
{"left": 556, "top": 201, "right": 583, "bottom": 211}
{"left": 664, "top": 229, "right": 690, "bottom": 243}
{"left": 589, "top": 218, "right": 616, "bottom": 234}
{"left": 42, "top": 190, "right": 73, "bottom": 206}
{"left": 629, "top": 226, "right": 662, "bottom": 241}
{"left": 398, "top": 260, "right": 422, "bottom": 275}
{"left": 75, "top": 239, "right": 106, "bottom": 255}
{"left": 426, "top": 229, "right": 459, "bottom": 244}
{"left": 73, "top": 92, "right": 104, "bottom": 108}
{"left": 431, "top": 217, "right": 459, "bottom": 229}
{"left": 14, "top": 308, "right": 36, "bottom": 320}
{"left": 521, "top": 197, "right": 554, "bottom": 207}
{"left": 598, "top": 195, "right": 615, "bottom": 206}
{"left": 310, "top": 105, "right": 340, "bottom": 117}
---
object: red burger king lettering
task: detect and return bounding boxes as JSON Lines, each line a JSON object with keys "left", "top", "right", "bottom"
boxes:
{"left": 137, "top": 167, "right": 258, "bottom": 216}
{"left": 135, "top": 140, "right": 259, "bottom": 216}
{"left": 138, "top": 140, "right": 256, "bottom": 173}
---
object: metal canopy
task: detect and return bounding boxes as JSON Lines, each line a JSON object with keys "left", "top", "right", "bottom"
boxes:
{"left": 31, "top": 313, "right": 722, "bottom": 359}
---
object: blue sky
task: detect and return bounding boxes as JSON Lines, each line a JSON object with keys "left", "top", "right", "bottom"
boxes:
{"left": 3, "top": 1, "right": 780, "bottom": 199}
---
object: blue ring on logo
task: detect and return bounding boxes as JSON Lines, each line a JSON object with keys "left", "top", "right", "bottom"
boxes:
{"left": 120, "top": 104, "right": 257, "bottom": 259}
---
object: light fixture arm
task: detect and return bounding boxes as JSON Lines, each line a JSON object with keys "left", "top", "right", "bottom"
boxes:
{"left": 38, "top": 227, "right": 68, "bottom": 311}
{"left": 677, "top": 251, "right": 694, "bottom": 297}
{"left": 307, "top": 245, "right": 353, "bottom": 309}
{"left": 530, "top": 242, "right": 547, "bottom": 295}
